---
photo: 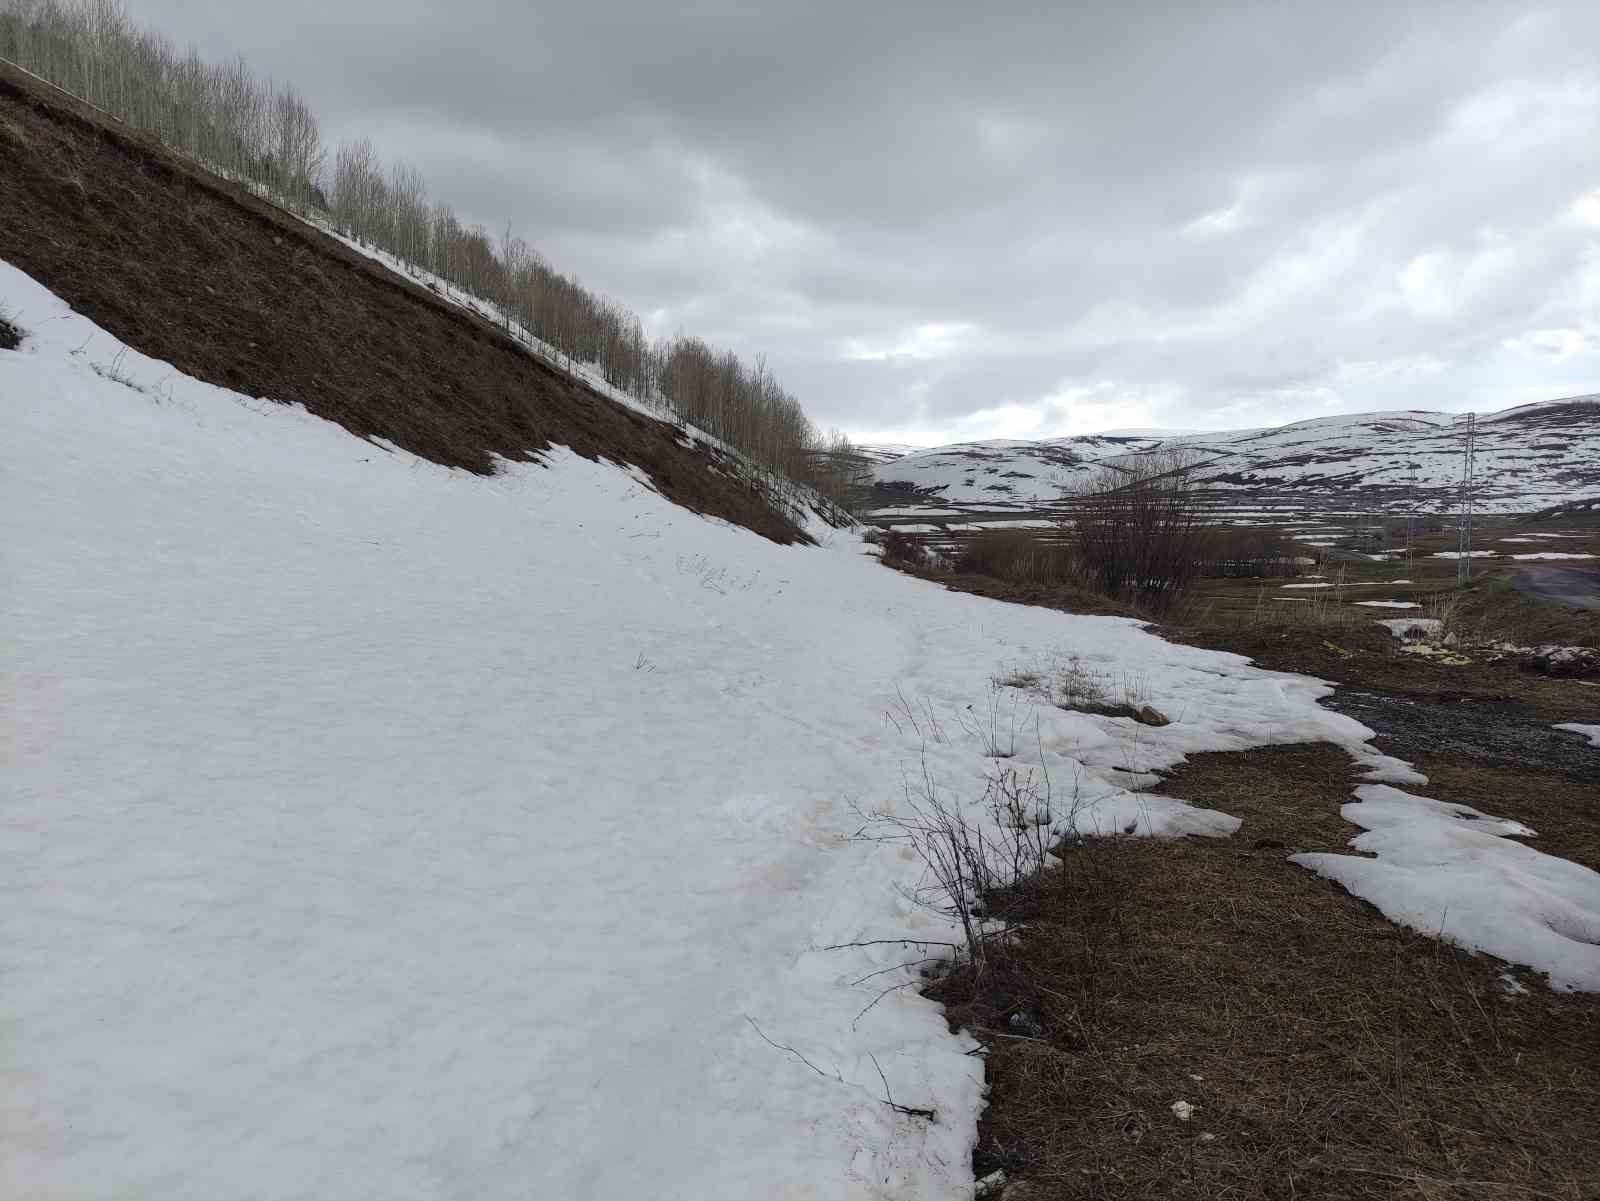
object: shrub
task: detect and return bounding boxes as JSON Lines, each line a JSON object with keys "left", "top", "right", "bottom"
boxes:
{"left": 955, "top": 530, "right": 1076, "bottom": 585}
{"left": 0, "top": 306, "right": 18, "bottom": 350}
{"left": 1063, "top": 450, "right": 1213, "bottom": 611}
{"left": 870, "top": 530, "right": 934, "bottom": 569}
{"left": 1199, "top": 527, "right": 1302, "bottom": 578}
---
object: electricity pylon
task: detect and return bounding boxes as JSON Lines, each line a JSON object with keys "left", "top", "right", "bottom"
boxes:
{"left": 1453, "top": 413, "right": 1477, "bottom": 584}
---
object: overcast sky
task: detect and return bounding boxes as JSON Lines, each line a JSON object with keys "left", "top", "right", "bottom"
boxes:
{"left": 128, "top": 0, "right": 1600, "bottom": 445}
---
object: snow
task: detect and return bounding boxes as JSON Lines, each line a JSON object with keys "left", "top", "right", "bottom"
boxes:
{"left": 8, "top": 258, "right": 1600, "bottom": 1199}
{"left": 1431, "top": 550, "right": 1498, "bottom": 559}
{"left": 1354, "top": 601, "right": 1421, "bottom": 609}
{"left": 2, "top": 261, "right": 1406, "bottom": 1199}
{"left": 1280, "top": 581, "right": 1387, "bottom": 589}
{"left": 1293, "top": 785, "right": 1600, "bottom": 992}
{"left": 1375, "top": 617, "right": 1444, "bottom": 640}
{"left": 1556, "top": 723, "right": 1600, "bottom": 748}
{"left": 864, "top": 397, "right": 1600, "bottom": 522}
{"left": 1509, "top": 552, "right": 1597, "bottom": 561}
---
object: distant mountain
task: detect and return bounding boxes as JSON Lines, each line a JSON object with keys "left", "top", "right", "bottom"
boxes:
{"left": 865, "top": 398, "right": 1600, "bottom": 525}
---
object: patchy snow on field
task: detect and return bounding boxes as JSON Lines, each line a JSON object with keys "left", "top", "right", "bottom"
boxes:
{"left": 1556, "top": 723, "right": 1600, "bottom": 748}
{"left": 1280, "top": 581, "right": 1386, "bottom": 590}
{"left": 863, "top": 401, "right": 1600, "bottom": 522}
{"left": 1354, "top": 601, "right": 1421, "bottom": 609}
{"left": 1431, "top": 550, "right": 1499, "bottom": 559}
{"left": 1293, "top": 786, "right": 1600, "bottom": 992}
{"left": 1, "top": 262, "right": 1407, "bottom": 1200}
{"left": 1510, "top": 552, "right": 1597, "bottom": 561}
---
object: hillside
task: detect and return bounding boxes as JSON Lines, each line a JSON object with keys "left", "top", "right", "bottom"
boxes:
{"left": 867, "top": 400, "right": 1600, "bottom": 529}
{"left": 0, "top": 58, "right": 813, "bottom": 544}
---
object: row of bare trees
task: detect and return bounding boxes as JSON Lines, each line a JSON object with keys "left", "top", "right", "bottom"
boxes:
{"left": 0, "top": 0, "right": 863, "bottom": 504}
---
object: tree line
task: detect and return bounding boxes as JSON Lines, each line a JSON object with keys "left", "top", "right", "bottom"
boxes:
{"left": 0, "top": 0, "right": 864, "bottom": 504}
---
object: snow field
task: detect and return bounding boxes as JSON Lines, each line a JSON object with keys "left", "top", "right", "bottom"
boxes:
{"left": 5, "top": 260, "right": 1600, "bottom": 1200}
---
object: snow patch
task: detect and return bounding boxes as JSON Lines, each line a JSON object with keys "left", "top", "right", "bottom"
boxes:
{"left": 1293, "top": 785, "right": 1600, "bottom": 992}
{"left": 1555, "top": 723, "right": 1600, "bottom": 748}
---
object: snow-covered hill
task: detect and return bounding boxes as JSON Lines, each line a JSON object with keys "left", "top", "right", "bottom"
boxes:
{"left": 867, "top": 401, "right": 1600, "bottom": 525}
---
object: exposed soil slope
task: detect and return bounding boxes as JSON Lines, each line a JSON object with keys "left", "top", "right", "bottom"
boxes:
{"left": 0, "top": 60, "right": 806, "bottom": 544}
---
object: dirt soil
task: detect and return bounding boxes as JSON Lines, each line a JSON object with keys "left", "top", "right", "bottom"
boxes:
{"left": 0, "top": 60, "right": 807, "bottom": 544}
{"left": 1322, "top": 689, "right": 1600, "bottom": 781}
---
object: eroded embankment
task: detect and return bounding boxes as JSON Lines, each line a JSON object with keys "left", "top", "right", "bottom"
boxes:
{"left": 0, "top": 59, "right": 806, "bottom": 544}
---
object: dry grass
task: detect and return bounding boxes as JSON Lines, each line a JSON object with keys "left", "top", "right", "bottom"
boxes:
{"left": 995, "top": 653, "right": 1162, "bottom": 725}
{"left": 931, "top": 743, "right": 1600, "bottom": 1200}
{"left": 887, "top": 556, "right": 1145, "bottom": 620}
{"left": 1452, "top": 576, "right": 1600, "bottom": 649}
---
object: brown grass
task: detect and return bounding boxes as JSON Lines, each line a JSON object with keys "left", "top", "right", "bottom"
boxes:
{"left": 1453, "top": 576, "right": 1600, "bottom": 649}
{"left": 931, "top": 743, "right": 1600, "bottom": 1200}
{"left": 889, "top": 557, "right": 1146, "bottom": 620}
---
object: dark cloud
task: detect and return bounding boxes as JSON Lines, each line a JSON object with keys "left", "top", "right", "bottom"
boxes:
{"left": 128, "top": 0, "right": 1600, "bottom": 441}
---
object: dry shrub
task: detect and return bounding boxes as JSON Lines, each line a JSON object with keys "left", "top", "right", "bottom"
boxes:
{"left": 957, "top": 530, "right": 1076, "bottom": 586}
{"left": 873, "top": 530, "right": 930, "bottom": 567}
{"left": 1200, "top": 527, "right": 1304, "bottom": 578}
{"left": 1065, "top": 450, "right": 1213, "bottom": 611}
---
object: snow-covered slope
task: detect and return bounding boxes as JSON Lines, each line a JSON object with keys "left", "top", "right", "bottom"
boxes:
{"left": 868, "top": 401, "right": 1600, "bottom": 521}
{"left": 7, "top": 261, "right": 1599, "bottom": 1198}
{"left": 866, "top": 433, "right": 1173, "bottom": 513}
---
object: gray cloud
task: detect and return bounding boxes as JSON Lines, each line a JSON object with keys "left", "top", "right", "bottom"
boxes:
{"left": 128, "top": 0, "right": 1600, "bottom": 442}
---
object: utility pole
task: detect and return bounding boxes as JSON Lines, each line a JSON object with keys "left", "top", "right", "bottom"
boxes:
{"left": 1453, "top": 413, "right": 1477, "bottom": 585}
{"left": 1405, "top": 459, "right": 1418, "bottom": 579}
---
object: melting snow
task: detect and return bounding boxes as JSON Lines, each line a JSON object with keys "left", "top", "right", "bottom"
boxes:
{"left": 1294, "top": 786, "right": 1600, "bottom": 991}
{"left": 1555, "top": 723, "right": 1600, "bottom": 749}
{"left": 1374, "top": 618, "right": 1444, "bottom": 640}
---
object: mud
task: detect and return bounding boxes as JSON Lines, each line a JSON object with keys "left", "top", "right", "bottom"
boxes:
{"left": 1321, "top": 689, "right": 1600, "bottom": 781}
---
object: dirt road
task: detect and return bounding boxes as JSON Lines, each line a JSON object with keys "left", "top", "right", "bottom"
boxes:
{"left": 1515, "top": 565, "right": 1600, "bottom": 611}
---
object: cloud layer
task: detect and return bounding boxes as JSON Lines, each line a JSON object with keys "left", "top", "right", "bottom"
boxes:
{"left": 128, "top": 0, "right": 1600, "bottom": 442}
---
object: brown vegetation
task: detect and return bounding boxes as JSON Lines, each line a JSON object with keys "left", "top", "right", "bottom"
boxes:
{"left": 931, "top": 743, "right": 1600, "bottom": 1200}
